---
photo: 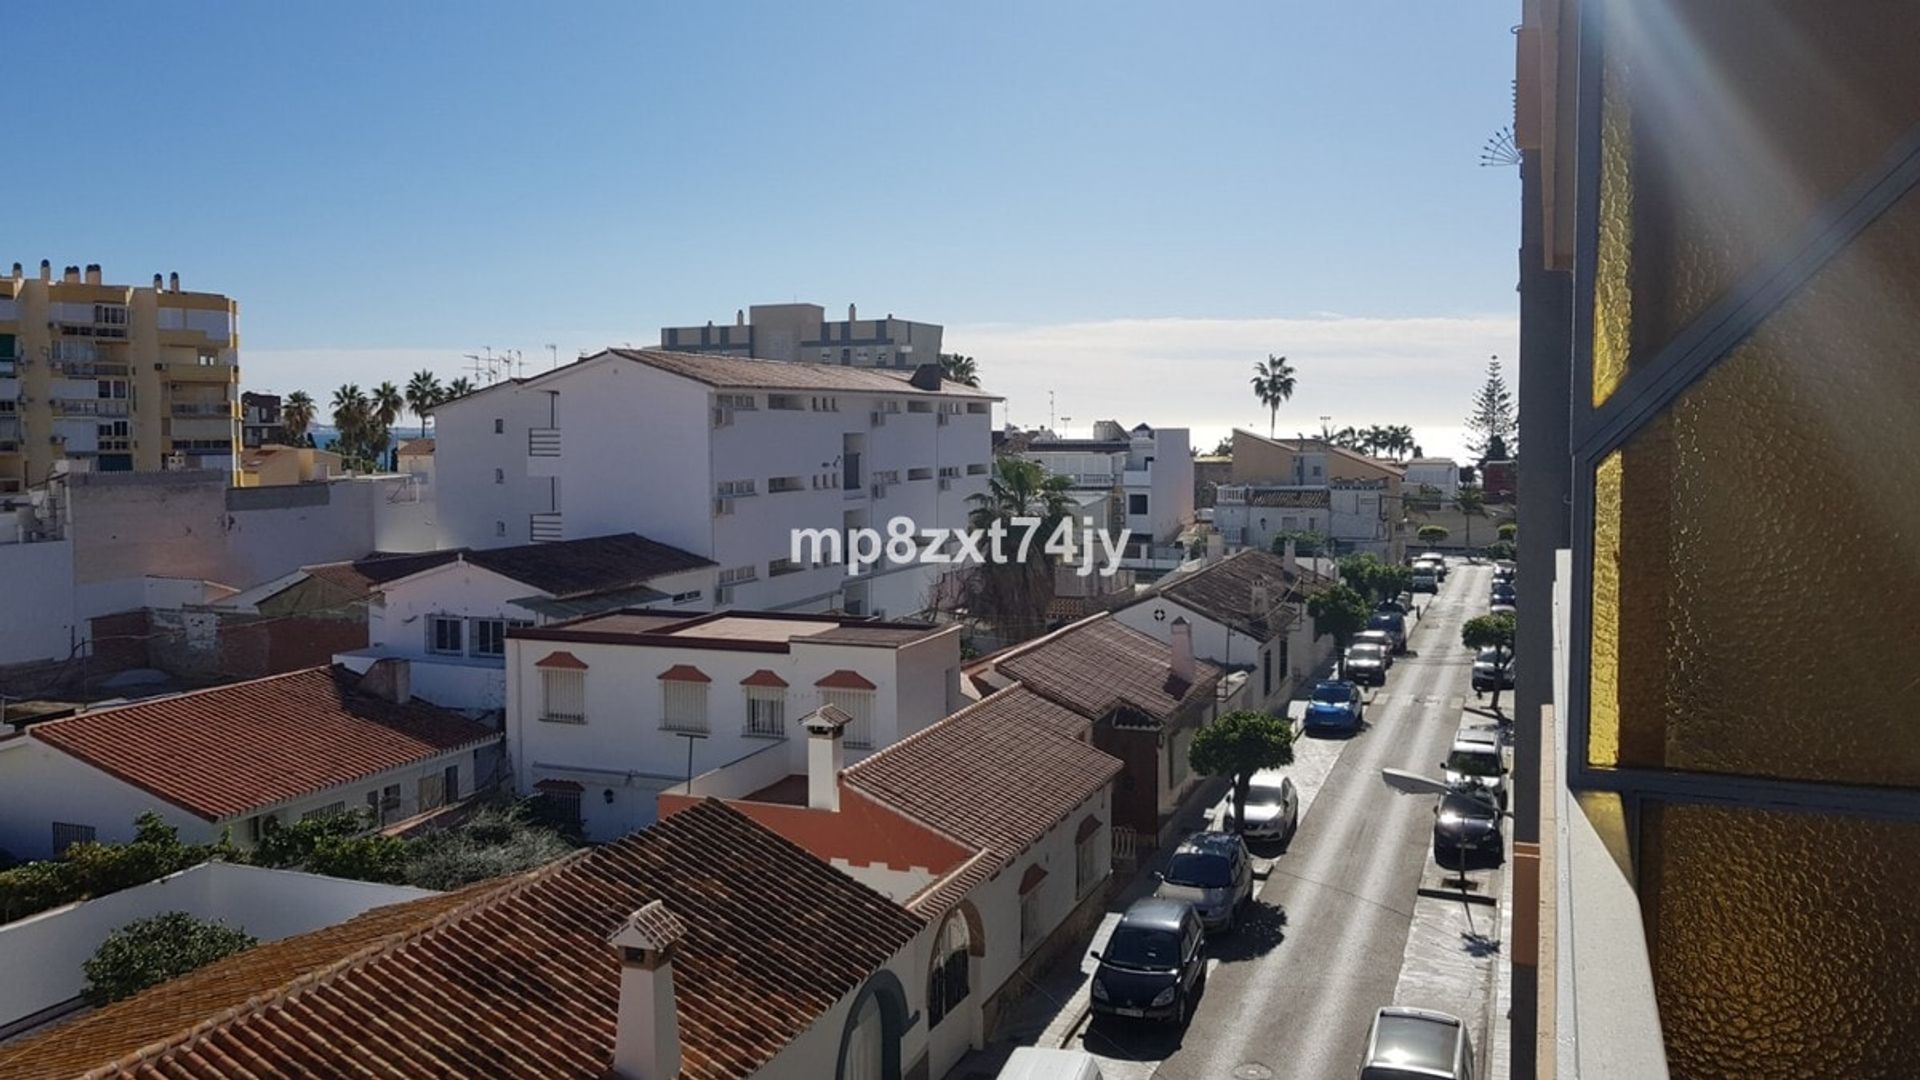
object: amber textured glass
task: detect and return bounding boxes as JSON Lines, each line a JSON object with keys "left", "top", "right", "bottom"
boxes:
{"left": 1606, "top": 187, "right": 1920, "bottom": 786}
{"left": 1640, "top": 802, "right": 1920, "bottom": 1078}
{"left": 1586, "top": 452, "right": 1623, "bottom": 767}
{"left": 1594, "top": 1, "right": 1920, "bottom": 389}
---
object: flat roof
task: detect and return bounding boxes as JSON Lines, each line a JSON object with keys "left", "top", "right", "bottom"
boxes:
{"left": 511, "top": 609, "right": 950, "bottom": 653}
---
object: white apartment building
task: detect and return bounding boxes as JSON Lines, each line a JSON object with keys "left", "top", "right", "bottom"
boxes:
{"left": 1403, "top": 456, "right": 1461, "bottom": 500}
{"left": 1212, "top": 478, "right": 1403, "bottom": 561}
{"left": 1023, "top": 421, "right": 1194, "bottom": 571}
{"left": 333, "top": 533, "right": 716, "bottom": 713}
{"left": 432, "top": 349, "right": 998, "bottom": 619}
{"left": 660, "top": 301, "right": 943, "bottom": 369}
{"left": 506, "top": 609, "right": 963, "bottom": 841}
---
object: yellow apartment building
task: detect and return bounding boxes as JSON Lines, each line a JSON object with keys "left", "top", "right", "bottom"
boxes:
{"left": 0, "top": 261, "right": 239, "bottom": 492}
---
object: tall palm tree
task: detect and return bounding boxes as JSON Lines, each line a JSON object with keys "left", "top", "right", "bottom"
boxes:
{"left": 405, "top": 370, "right": 443, "bottom": 438}
{"left": 371, "top": 382, "right": 404, "bottom": 431}
{"left": 1249, "top": 354, "right": 1296, "bottom": 439}
{"left": 967, "top": 456, "right": 1076, "bottom": 531}
{"left": 282, "top": 391, "right": 315, "bottom": 446}
{"left": 331, "top": 384, "right": 368, "bottom": 464}
{"left": 1453, "top": 485, "right": 1488, "bottom": 548}
{"left": 938, "top": 353, "right": 980, "bottom": 388}
{"left": 962, "top": 457, "right": 1077, "bottom": 643}
{"left": 444, "top": 376, "right": 475, "bottom": 400}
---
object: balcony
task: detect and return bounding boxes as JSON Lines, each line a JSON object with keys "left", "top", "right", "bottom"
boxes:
{"left": 172, "top": 401, "right": 233, "bottom": 418}
{"left": 166, "top": 362, "right": 237, "bottom": 383}
{"left": 51, "top": 361, "right": 131, "bottom": 379}
{"left": 51, "top": 398, "right": 130, "bottom": 417}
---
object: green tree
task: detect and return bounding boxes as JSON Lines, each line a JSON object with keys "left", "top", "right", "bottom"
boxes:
{"left": 1250, "top": 354, "right": 1296, "bottom": 438}
{"left": 1308, "top": 584, "right": 1372, "bottom": 679}
{"left": 962, "top": 456, "right": 1076, "bottom": 642}
{"left": 281, "top": 391, "right": 315, "bottom": 446}
{"left": 1462, "top": 612, "right": 1517, "bottom": 713}
{"left": 443, "top": 375, "right": 476, "bottom": 399}
{"left": 1483, "top": 540, "right": 1517, "bottom": 562}
{"left": 1417, "top": 524, "right": 1451, "bottom": 547}
{"left": 401, "top": 804, "right": 577, "bottom": 890}
{"left": 330, "top": 384, "right": 369, "bottom": 466}
{"left": 1270, "top": 530, "right": 1326, "bottom": 559}
{"left": 1337, "top": 553, "right": 1407, "bottom": 606}
{"left": 1210, "top": 435, "right": 1234, "bottom": 457}
{"left": 83, "top": 912, "right": 256, "bottom": 1005}
{"left": 1464, "top": 357, "right": 1517, "bottom": 461}
{"left": 1498, "top": 522, "right": 1517, "bottom": 542}
{"left": 1188, "top": 711, "right": 1296, "bottom": 838}
{"left": 1453, "top": 485, "right": 1487, "bottom": 548}
{"left": 937, "top": 353, "right": 980, "bottom": 387}
{"left": 405, "top": 370, "right": 443, "bottom": 438}
{"left": 251, "top": 809, "right": 405, "bottom": 883}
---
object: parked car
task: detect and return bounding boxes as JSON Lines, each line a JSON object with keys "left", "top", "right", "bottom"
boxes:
{"left": 1442, "top": 730, "right": 1508, "bottom": 808}
{"left": 1366, "top": 611, "right": 1408, "bottom": 653}
{"left": 1489, "top": 582, "right": 1517, "bottom": 607}
{"left": 1353, "top": 629, "right": 1397, "bottom": 665}
{"left": 1432, "top": 787, "right": 1505, "bottom": 870}
{"left": 1154, "top": 831, "right": 1254, "bottom": 931}
{"left": 1211, "top": 769, "right": 1299, "bottom": 843}
{"left": 1411, "top": 566, "right": 1439, "bottom": 593}
{"left": 1376, "top": 595, "right": 1410, "bottom": 615}
{"left": 1471, "top": 647, "right": 1515, "bottom": 692}
{"left": 1417, "top": 552, "right": 1450, "bottom": 580}
{"left": 1345, "top": 642, "right": 1390, "bottom": 687}
{"left": 1493, "top": 560, "right": 1517, "bottom": 583}
{"left": 1359, "top": 1006, "right": 1479, "bottom": 1080}
{"left": 1489, "top": 601, "right": 1516, "bottom": 617}
{"left": 998, "top": 1048, "right": 1106, "bottom": 1080}
{"left": 1089, "top": 898, "right": 1209, "bottom": 1024}
{"left": 1305, "top": 679, "right": 1366, "bottom": 734}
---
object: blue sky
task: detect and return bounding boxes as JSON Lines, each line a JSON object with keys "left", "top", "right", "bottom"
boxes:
{"left": 8, "top": 2, "right": 1520, "bottom": 456}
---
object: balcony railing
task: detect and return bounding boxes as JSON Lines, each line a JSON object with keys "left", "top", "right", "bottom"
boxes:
{"left": 52, "top": 398, "right": 130, "bottom": 417}
{"left": 172, "top": 402, "right": 232, "bottom": 417}
{"left": 52, "top": 361, "right": 131, "bottom": 379}
{"left": 528, "top": 427, "right": 560, "bottom": 457}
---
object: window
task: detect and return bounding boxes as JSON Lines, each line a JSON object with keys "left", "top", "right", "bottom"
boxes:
{"left": 539, "top": 785, "right": 583, "bottom": 832}
{"left": 662, "top": 678, "right": 709, "bottom": 734}
{"left": 1129, "top": 493, "right": 1150, "bottom": 515}
{"left": 428, "top": 616, "right": 463, "bottom": 655}
{"left": 927, "top": 911, "right": 972, "bottom": 1028}
{"left": 495, "top": 520, "right": 507, "bottom": 538}
{"left": 907, "top": 401, "right": 932, "bottom": 413}
{"left": 245, "top": 813, "right": 280, "bottom": 844}
{"left": 494, "top": 467, "right": 505, "bottom": 485}
{"left": 670, "top": 590, "right": 702, "bottom": 605}
{"left": 745, "top": 687, "right": 786, "bottom": 737}
{"left": 418, "top": 773, "right": 448, "bottom": 811}
{"left": 443, "top": 764, "right": 460, "bottom": 803}
{"left": 768, "top": 476, "right": 804, "bottom": 494}
{"left": 967, "top": 463, "right": 988, "bottom": 475}
{"left": 820, "top": 688, "right": 876, "bottom": 748}
{"left": 94, "top": 304, "right": 128, "bottom": 328}
{"left": 716, "top": 393, "right": 757, "bottom": 410}
{"left": 469, "top": 618, "right": 524, "bottom": 658}
{"left": 768, "top": 394, "right": 805, "bottom": 410}
{"left": 493, "top": 418, "right": 505, "bottom": 434}
{"left": 938, "top": 465, "right": 961, "bottom": 479}
{"left": 366, "top": 784, "right": 402, "bottom": 822}
{"left": 301, "top": 801, "right": 348, "bottom": 822}
{"left": 717, "top": 478, "right": 757, "bottom": 497}
{"left": 768, "top": 556, "right": 804, "bottom": 577}
{"left": 540, "top": 668, "right": 587, "bottom": 723}
{"left": 811, "top": 395, "right": 839, "bottom": 411}
{"left": 51, "top": 822, "right": 95, "bottom": 854}
{"left": 1263, "top": 649, "right": 1273, "bottom": 697}
{"left": 718, "top": 565, "right": 758, "bottom": 585}
{"left": 907, "top": 467, "right": 933, "bottom": 481}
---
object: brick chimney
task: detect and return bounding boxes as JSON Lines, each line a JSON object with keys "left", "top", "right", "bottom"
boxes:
{"left": 802, "top": 705, "right": 850, "bottom": 811}
{"left": 1170, "top": 617, "right": 1195, "bottom": 685}
{"left": 608, "top": 900, "right": 687, "bottom": 1080}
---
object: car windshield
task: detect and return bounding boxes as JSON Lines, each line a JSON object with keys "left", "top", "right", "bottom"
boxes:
{"left": 1445, "top": 749, "right": 1501, "bottom": 776}
{"left": 1164, "top": 851, "right": 1233, "bottom": 888}
{"left": 1350, "top": 644, "right": 1385, "bottom": 660}
{"left": 1440, "top": 791, "right": 1497, "bottom": 819}
{"left": 1312, "top": 683, "right": 1352, "bottom": 703}
{"left": 1368, "top": 614, "right": 1400, "bottom": 630}
{"left": 1476, "top": 648, "right": 1506, "bottom": 665}
{"left": 1103, "top": 925, "right": 1183, "bottom": 971}
{"left": 1246, "top": 780, "right": 1289, "bottom": 808}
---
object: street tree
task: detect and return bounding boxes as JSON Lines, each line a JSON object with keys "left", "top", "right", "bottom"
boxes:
{"left": 1462, "top": 612, "right": 1517, "bottom": 714}
{"left": 1418, "top": 524, "right": 1451, "bottom": 547}
{"left": 1308, "top": 584, "right": 1373, "bottom": 679}
{"left": 83, "top": 912, "right": 256, "bottom": 1004}
{"left": 1453, "top": 485, "right": 1487, "bottom": 548}
{"left": 282, "top": 391, "right": 315, "bottom": 446}
{"left": 1250, "top": 354, "right": 1296, "bottom": 438}
{"left": 1464, "top": 357, "right": 1517, "bottom": 461}
{"left": 1189, "top": 710, "right": 1296, "bottom": 836}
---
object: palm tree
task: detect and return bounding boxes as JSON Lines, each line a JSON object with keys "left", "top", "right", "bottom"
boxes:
{"left": 282, "top": 391, "right": 315, "bottom": 446}
{"left": 443, "top": 376, "right": 475, "bottom": 400}
{"left": 1453, "top": 485, "right": 1487, "bottom": 548}
{"left": 938, "top": 353, "right": 980, "bottom": 387}
{"left": 331, "top": 384, "right": 369, "bottom": 464}
{"left": 405, "top": 370, "right": 443, "bottom": 438}
{"left": 967, "top": 456, "right": 1075, "bottom": 532}
{"left": 962, "top": 457, "right": 1077, "bottom": 643}
{"left": 1391, "top": 425, "right": 1417, "bottom": 460}
{"left": 1249, "top": 354, "right": 1296, "bottom": 439}
{"left": 371, "top": 382, "right": 404, "bottom": 431}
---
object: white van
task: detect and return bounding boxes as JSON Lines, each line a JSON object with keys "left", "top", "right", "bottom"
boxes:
{"left": 997, "top": 1047, "right": 1106, "bottom": 1080}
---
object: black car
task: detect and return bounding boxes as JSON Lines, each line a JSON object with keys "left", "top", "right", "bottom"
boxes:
{"left": 1366, "top": 611, "right": 1407, "bottom": 654}
{"left": 1489, "top": 583, "right": 1517, "bottom": 606}
{"left": 1089, "top": 898, "right": 1208, "bottom": 1024}
{"left": 1376, "top": 596, "right": 1410, "bottom": 616}
{"left": 1432, "top": 789, "right": 1505, "bottom": 870}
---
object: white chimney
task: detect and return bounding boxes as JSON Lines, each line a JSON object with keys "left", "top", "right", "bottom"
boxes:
{"left": 735, "top": 308, "right": 745, "bottom": 326}
{"left": 1170, "top": 617, "right": 1195, "bottom": 684}
{"left": 848, "top": 302, "right": 857, "bottom": 322}
{"left": 38, "top": 259, "right": 51, "bottom": 282}
{"left": 1283, "top": 538, "right": 1298, "bottom": 576}
{"left": 152, "top": 273, "right": 164, "bottom": 290}
{"left": 1250, "top": 582, "right": 1271, "bottom": 622}
{"left": 63, "top": 265, "right": 80, "bottom": 284}
{"left": 802, "top": 705, "right": 850, "bottom": 811}
{"left": 84, "top": 264, "right": 101, "bottom": 286}
{"left": 608, "top": 901, "right": 687, "bottom": 1080}
{"left": 168, "top": 271, "right": 180, "bottom": 293}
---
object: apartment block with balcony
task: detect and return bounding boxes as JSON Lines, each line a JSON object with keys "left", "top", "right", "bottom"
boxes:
{"left": 0, "top": 262, "right": 239, "bottom": 490}
{"left": 431, "top": 348, "right": 998, "bottom": 619}
{"left": 505, "top": 609, "right": 963, "bottom": 841}
{"left": 1023, "top": 420, "right": 1195, "bottom": 574}
{"left": 661, "top": 301, "right": 943, "bottom": 369}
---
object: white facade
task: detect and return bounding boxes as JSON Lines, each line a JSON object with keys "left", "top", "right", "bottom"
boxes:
{"left": 507, "top": 616, "right": 963, "bottom": 841}
{"left": 660, "top": 302, "right": 945, "bottom": 369}
{"left": 1024, "top": 424, "right": 1194, "bottom": 568}
{"left": 1214, "top": 481, "right": 1400, "bottom": 560}
{"left": 432, "top": 352, "right": 995, "bottom": 618}
{"left": 0, "top": 730, "right": 489, "bottom": 861}
{"left": 1111, "top": 597, "right": 1323, "bottom": 714}
{"left": 1404, "top": 458, "right": 1461, "bottom": 500}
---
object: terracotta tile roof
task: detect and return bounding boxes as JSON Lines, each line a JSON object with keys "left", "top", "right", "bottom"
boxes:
{"left": 740, "top": 669, "right": 788, "bottom": 688}
{"left": 1245, "top": 487, "right": 1331, "bottom": 508}
{"left": 0, "top": 800, "right": 923, "bottom": 1080}
{"left": 845, "top": 686, "right": 1121, "bottom": 881}
{"left": 395, "top": 437, "right": 435, "bottom": 456}
{"left": 658, "top": 663, "right": 711, "bottom": 683}
{"left": 1147, "top": 548, "right": 1327, "bottom": 643}
{"left": 951, "top": 685, "right": 1090, "bottom": 739}
{"left": 816, "top": 669, "right": 877, "bottom": 690}
{"left": 29, "top": 667, "right": 497, "bottom": 821}
{"left": 603, "top": 348, "right": 999, "bottom": 399}
{"left": 535, "top": 650, "right": 590, "bottom": 670}
{"left": 995, "top": 615, "right": 1222, "bottom": 724}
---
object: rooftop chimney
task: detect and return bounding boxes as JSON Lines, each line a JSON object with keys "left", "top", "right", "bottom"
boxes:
{"left": 153, "top": 273, "right": 164, "bottom": 290}
{"left": 908, "top": 363, "right": 943, "bottom": 391}
{"left": 1170, "top": 617, "right": 1195, "bottom": 685}
{"left": 169, "top": 271, "right": 180, "bottom": 293}
{"left": 9, "top": 263, "right": 20, "bottom": 280}
{"left": 358, "top": 658, "right": 412, "bottom": 705}
{"left": 1282, "top": 538, "right": 1297, "bottom": 576}
{"left": 608, "top": 901, "right": 687, "bottom": 1080}
{"left": 84, "top": 264, "right": 101, "bottom": 286}
{"left": 1250, "top": 582, "right": 1271, "bottom": 630}
{"left": 1206, "top": 532, "right": 1225, "bottom": 563}
{"left": 63, "top": 266, "right": 80, "bottom": 284}
{"left": 38, "top": 260, "right": 51, "bottom": 282}
{"left": 802, "top": 705, "right": 850, "bottom": 812}
{"left": 848, "top": 302, "right": 857, "bottom": 322}
{"left": 735, "top": 309, "right": 745, "bottom": 326}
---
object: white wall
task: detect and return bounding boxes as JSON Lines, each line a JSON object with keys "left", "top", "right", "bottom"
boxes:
{"left": 358, "top": 560, "right": 548, "bottom": 711}
{"left": 0, "top": 861, "right": 433, "bottom": 1032}
{"left": 431, "top": 381, "right": 556, "bottom": 549}
{"left": 0, "top": 540, "right": 75, "bottom": 667}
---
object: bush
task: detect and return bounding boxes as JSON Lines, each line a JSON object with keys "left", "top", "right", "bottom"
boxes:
{"left": 402, "top": 804, "right": 576, "bottom": 891}
{"left": 0, "top": 812, "right": 226, "bottom": 925}
{"left": 1269, "top": 530, "right": 1326, "bottom": 558}
{"left": 83, "top": 911, "right": 256, "bottom": 1005}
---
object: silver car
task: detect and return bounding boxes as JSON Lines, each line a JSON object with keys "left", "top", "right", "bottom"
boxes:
{"left": 1211, "top": 769, "right": 1299, "bottom": 842}
{"left": 1359, "top": 1006, "right": 1476, "bottom": 1079}
{"left": 1154, "top": 832, "right": 1253, "bottom": 932}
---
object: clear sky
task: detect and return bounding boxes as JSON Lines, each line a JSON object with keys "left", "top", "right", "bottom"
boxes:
{"left": 8, "top": 1, "right": 1520, "bottom": 458}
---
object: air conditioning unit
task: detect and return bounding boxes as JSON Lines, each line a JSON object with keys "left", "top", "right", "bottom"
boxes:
{"left": 713, "top": 585, "right": 735, "bottom": 605}
{"left": 713, "top": 497, "right": 735, "bottom": 516}
{"left": 711, "top": 406, "right": 734, "bottom": 429}
{"left": 870, "top": 410, "right": 885, "bottom": 427}
{"left": 937, "top": 477, "right": 953, "bottom": 491}
{"left": 936, "top": 412, "right": 950, "bottom": 426}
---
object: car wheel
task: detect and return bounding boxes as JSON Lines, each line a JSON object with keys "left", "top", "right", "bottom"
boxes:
{"left": 1287, "top": 804, "right": 1300, "bottom": 840}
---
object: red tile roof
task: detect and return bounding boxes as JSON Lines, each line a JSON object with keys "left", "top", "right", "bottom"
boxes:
{"left": 740, "top": 669, "right": 789, "bottom": 688}
{"left": 29, "top": 667, "right": 497, "bottom": 821}
{"left": 816, "top": 669, "right": 878, "bottom": 690}
{"left": 0, "top": 800, "right": 923, "bottom": 1080}
{"left": 995, "top": 614, "right": 1222, "bottom": 725}
{"left": 535, "top": 650, "right": 589, "bottom": 670}
{"left": 1148, "top": 548, "right": 1327, "bottom": 643}
{"left": 658, "top": 663, "right": 711, "bottom": 683}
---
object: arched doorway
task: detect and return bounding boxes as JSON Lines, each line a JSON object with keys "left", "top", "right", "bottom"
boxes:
{"left": 836, "top": 969, "right": 909, "bottom": 1080}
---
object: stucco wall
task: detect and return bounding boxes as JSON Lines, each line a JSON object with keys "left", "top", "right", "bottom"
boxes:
{"left": 0, "top": 539, "right": 77, "bottom": 667}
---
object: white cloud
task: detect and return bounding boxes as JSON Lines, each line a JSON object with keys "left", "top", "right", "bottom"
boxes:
{"left": 946, "top": 313, "right": 1518, "bottom": 460}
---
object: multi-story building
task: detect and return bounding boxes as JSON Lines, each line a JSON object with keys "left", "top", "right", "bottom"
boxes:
{"left": 505, "top": 609, "right": 963, "bottom": 840}
{"left": 1216, "top": 429, "right": 1406, "bottom": 560}
{"left": 1511, "top": 3, "right": 1920, "bottom": 1076}
{"left": 0, "top": 262, "right": 240, "bottom": 489}
{"left": 240, "top": 391, "right": 285, "bottom": 448}
{"left": 431, "top": 349, "right": 997, "bottom": 618}
{"left": 1402, "top": 456, "right": 1460, "bottom": 501}
{"left": 1023, "top": 421, "right": 1196, "bottom": 573}
{"left": 660, "top": 302, "right": 944, "bottom": 369}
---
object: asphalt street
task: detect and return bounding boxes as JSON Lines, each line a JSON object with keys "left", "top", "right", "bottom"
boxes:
{"left": 1071, "top": 563, "right": 1491, "bottom": 1080}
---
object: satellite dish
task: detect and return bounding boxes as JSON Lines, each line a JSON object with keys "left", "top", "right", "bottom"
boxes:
{"left": 1380, "top": 768, "right": 1453, "bottom": 797}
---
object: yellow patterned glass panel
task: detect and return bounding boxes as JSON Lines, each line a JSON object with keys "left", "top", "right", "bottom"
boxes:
{"left": 1640, "top": 803, "right": 1920, "bottom": 1078}
{"left": 1591, "top": 1, "right": 1920, "bottom": 393}
{"left": 1609, "top": 187, "right": 1920, "bottom": 786}
{"left": 1586, "top": 452, "right": 1623, "bottom": 767}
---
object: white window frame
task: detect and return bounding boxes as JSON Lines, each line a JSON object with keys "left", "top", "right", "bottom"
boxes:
{"left": 427, "top": 615, "right": 464, "bottom": 655}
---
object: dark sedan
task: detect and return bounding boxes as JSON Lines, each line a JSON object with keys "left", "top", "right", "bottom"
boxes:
{"left": 1433, "top": 789, "right": 1505, "bottom": 870}
{"left": 1089, "top": 898, "right": 1209, "bottom": 1024}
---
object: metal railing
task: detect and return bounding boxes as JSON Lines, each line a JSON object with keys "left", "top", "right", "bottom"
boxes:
{"left": 528, "top": 427, "right": 561, "bottom": 457}
{"left": 51, "top": 398, "right": 130, "bottom": 417}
